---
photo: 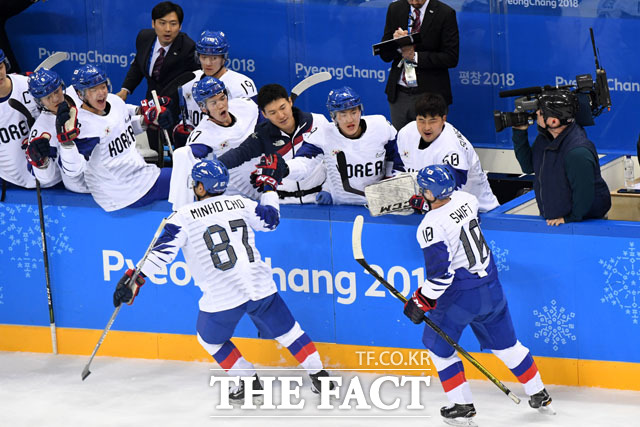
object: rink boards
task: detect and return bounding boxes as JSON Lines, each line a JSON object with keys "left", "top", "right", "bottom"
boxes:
{"left": 1, "top": 188, "right": 640, "bottom": 390}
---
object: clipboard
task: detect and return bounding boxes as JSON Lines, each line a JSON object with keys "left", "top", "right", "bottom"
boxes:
{"left": 372, "top": 33, "right": 422, "bottom": 56}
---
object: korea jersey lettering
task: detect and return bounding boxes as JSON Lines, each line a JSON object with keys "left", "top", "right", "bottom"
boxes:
{"left": 0, "top": 74, "right": 40, "bottom": 187}
{"left": 29, "top": 100, "right": 89, "bottom": 193}
{"left": 417, "top": 191, "right": 497, "bottom": 300}
{"left": 397, "top": 122, "right": 499, "bottom": 212}
{"left": 58, "top": 94, "right": 160, "bottom": 211}
{"left": 290, "top": 115, "right": 399, "bottom": 205}
{"left": 142, "top": 192, "right": 280, "bottom": 313}
{"left": 181, "top": 70, "right": 258, "bottom": 127}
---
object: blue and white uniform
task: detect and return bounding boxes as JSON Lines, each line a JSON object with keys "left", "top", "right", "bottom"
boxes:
{"left": 0, "top": 74, "right": 41, "bottom": 188}
{"left": 288, "top": 115, "right": 404, "bottom": 205}
{"left": 397, "top": 121, "right": 499, "bottom": 212}
{"left": 416, "top": 190, "right": 544, "bottom": 405}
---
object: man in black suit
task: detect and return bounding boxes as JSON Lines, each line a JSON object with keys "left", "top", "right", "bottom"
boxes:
{"left": 117, "top": 1, "right": 198, "bottom": 157}
{"left": 380, "top": 0, "right": 459, "bottom": 130}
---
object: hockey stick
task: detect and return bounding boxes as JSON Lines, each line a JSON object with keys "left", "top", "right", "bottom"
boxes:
{"left": 177, "top": 86, "right": 188, "bottom": 127}
{"left": 151, "top": 90, "right": 174, "bottom": 158}
{"left": 8, "top": 99, "right": 58, "bottom": 353}
{"left": 35, "top": 51, "right": 67, "bottom": 72}
{"left": 336, "top": 151, "right": 365, "bottom": 196}
{"left": 290, "top": 71, "right": 332, "bottom": 103}
{"left": 81, "top": 218, "right": 168, "bottom": 381}
{"left": 351, "top": 215, "right": 521, "bottom": 404}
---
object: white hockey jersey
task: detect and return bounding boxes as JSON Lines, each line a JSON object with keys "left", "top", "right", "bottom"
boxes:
{"left": 180, "top": 69, "right": 258, "bottom": 128}
{"left": 58, "top": 94, "right": 160, "bottom": 211}
{"left": 28, "top": 97, "right": 90, "bottom": 194}
{"left": 416, "top": 191, "right": 492, "bottom": 300}
{"left": 169, "top": 98, "right": 259, "bottom": 210}
{"left": 142, "top": 192, "right": 280, "bottom": 313}
{"left": 0, "top": 74, "right": 41, "bottom": 188}
{"left": 288, "top": 115, "right": 398, "bottom": 205}
{"left": 397, "top": 121, "right": 499, "bottom": 212}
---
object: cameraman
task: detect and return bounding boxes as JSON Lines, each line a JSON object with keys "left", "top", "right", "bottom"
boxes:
{"left": 511, "top": 90, "right": 611, "bottom": 226}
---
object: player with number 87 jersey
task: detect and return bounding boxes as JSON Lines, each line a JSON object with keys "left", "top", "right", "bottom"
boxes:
{"left": 396, "top": 93, "right": 499, "bottom": 212}
{"left": 404, "top": 165, "right": 552, "bottom": 425}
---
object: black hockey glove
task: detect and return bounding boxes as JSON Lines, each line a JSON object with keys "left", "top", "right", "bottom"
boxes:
{"left": 141, "top": 97, "right": 174, "bottom": 129}
{"left": 55, "top": 102, "right": 80, "bottom": 145}
{"left": 403, "top": 288, "right": 437, "bottom": 324}
{"left": 173, "top": 123, "right": 194, "bottom": 148}
{"left": 250, "top": 153, "right": 289, "bottom": 192}
{"left": 26, "top": 133, "right": 52, "bottom": 168}
{"left": 113, "top": 269, "right": 146, "bottom": 307}
{"left": 409, "top": 194, "right": 431, "bottom": 214}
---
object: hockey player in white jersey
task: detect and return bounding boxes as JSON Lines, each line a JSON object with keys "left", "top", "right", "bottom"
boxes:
{"left": 285, "top": 86, "right": 404, "bottom": 205}
{"left": 397, "top": 93, "right": 499, "bottom": 212}
{"left": 173, "top": 30, "right": 258, "bottom": 147}
{"left": 113, "top": 159, "right": 333, "bottom": 402}
{"left": 404, "top": 165, "right": 553, "bottom": 425}
{"left": 55, "top": 64, "right": 174, "bottom": 211}
{"left": 0, "top": 48, "right": 42, "bottom": 190}
{"left": 25, "top": 68, "right": 89, "bottom": 193}
{"left": 169, "top": 76, "right": 259, "bottom": 210}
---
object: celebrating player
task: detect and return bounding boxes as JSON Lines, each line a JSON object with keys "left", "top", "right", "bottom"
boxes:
{"left": 168, "top": 76, "right": 259, "bottom": 210}
{"left": 55, "top": 64, "right": 173, "bottom": 211}
{"left": 219, "top": 83, "right": 328, "bottom": 204}
{"left": 114, "top": 159, "right": 333, "bottom": 403}
{"left": 285, "top": 86, "right": 404, "bottom": 205}
{"left": 174, "top": 30, "right": 258, "bottom": 147}
{"left": 397, "top": 93, "right": 499, "bottom": 212}
{"left": 404, "top": 165, "right": 553, "bottom": 425}
{"left": 0, "top": 48, "right": 41, "bottom": 190}
{"left": 25, "top": 68, "right": 89, "bottom": 193}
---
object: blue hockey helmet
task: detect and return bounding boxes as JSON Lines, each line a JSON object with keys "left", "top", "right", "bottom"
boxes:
{"left": 0, "top": 48, "right": 10, "bottom": 72}
{"left": 196, "top": 30, "right": 229, "bottom": 58}
{"left": 417, "top": 165, "right": 455, "bottom": 200}
{"left": 192, "top": 76, "right": 226, "bottom": 107}
{"left": 191, "top": 159, "right": 229, "bottom": 194}
{"left": 326, "top": 86, "right": 363, "bottom": 117}
{"left": 28, "top": 68, "right": 64, "bottom": 106}
{"left": 71, "top": 64, "right": 112, "bottom": 96}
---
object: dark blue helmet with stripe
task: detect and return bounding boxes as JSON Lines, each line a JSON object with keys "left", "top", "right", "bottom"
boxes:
{"left": 71, "top": 64, "right": 112, "bottom": 96}
{"left": 417, "top": 165, "right": 455, "bottom": 200}
{"left": 196, "top": 30, "right": 229, "bottom": 58}
{"left": 193, "top": 76, "right": 226, "bottom": 107}
{"left": 192, "top": 159, "right": 229, "bottom": 194}
{"left": 326, "top": 86, "right": 363, "bottom": 117}
{"left": 28, "top": 68, "right": 64, "bottom": 107}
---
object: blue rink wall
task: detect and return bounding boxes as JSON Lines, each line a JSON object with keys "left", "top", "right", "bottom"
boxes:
{"left": 2, "top": 188, "right": 640, "bottom": 390}
{"left": 6, "top": 0, "right": 640, "bottom": 153}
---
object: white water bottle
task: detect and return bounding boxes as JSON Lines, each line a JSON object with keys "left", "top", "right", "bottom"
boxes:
{"left": 624, "top": 155, "right": 635, "bottom": 189}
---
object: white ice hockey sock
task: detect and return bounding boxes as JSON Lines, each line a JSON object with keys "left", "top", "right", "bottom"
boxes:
{"left": 429, "top": 351, "right": 474, "bottom": 405}
{"left": 492, "top": 341, "right": 544, "bottom": 396}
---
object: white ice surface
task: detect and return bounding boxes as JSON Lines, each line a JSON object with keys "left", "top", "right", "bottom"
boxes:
{"left": 1, "top": 351, "right": 639, "bottom": 426}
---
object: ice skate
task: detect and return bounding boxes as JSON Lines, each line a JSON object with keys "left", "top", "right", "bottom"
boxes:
{"left": 229, "top": 374, "right": 263, "bottom": 406}
{"left": 310, "top": 369, "right": 335, "bottom": 394}
{"left": 528, "top": 388, "right": 556, "bottom": 415}
{"left": 441, "top": 403, "right": 478, "bottom": 426}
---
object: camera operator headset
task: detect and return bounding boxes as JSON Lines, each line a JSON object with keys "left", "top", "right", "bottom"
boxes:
{"left": 511, "top": 89, "right": 611, "bottom": 226}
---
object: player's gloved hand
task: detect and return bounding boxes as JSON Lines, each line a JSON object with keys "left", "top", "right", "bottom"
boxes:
{"left": 26, "top": 133, "right": 52, "bottom": 168}
{"left": 250, "top": 172, "right": 280, "bottom": 192}
{"left": 257, "top": 153, "right": 289, "bottom": 180}
{"left": 55, "top": 102, "right": 80, "bottom": 145}
{"left": 403, "top": 288, "right": 437, "bottom": 324}
{"left": 316, "top": 191, "right": 332, "bottom": 205}
{"left": 409, "top": 194, "right": 431, "bottom": 214}
{"left": 173, "top": 123, "right": 194, "bottom": 148}
{"left": 113, "top": 268, "right": 146, "bottom": 307}
{"left": 141, "top": 97, "right": 174, "bottom": 129}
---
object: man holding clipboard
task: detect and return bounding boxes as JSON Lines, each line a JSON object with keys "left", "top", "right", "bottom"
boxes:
{"left": 377, "top": 0, "right": 459, "bottom": 130}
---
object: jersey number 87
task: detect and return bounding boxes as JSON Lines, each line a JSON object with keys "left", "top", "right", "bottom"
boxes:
{"left": 203, "top": 219, "right": 255, "bottom": 271}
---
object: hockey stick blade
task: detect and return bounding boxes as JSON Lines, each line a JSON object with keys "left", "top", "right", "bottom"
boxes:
{"left": 35, "top": 52, "right": 67, "bottom": 72}
{"left": 351, "top": 215, "right": 521, "bottom": 405}
{"left": 290, "top": 71, "right": 332, "bottom": 103}
{"left": 336, "top": 151, "right": 365, "bottom": 196}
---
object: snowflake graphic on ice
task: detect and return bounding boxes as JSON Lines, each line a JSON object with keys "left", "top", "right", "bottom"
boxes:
{"left": 533, "top": 300, "right": 576, "bottom": 351}
{"left": 600, "top": 241, "right": 640, "bottom": 325}
{"left": 489, "top": 240, "right": 509, "bottom": 272}
{"left": 0, "top": 204, "right": 74, "bottom": 279}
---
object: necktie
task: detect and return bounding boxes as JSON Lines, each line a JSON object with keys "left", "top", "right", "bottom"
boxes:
{"left": 152, "top": 47, "right": 165, "bottom": 80}
{"left": 412, "top": 8, "right": 421, "bottom": 33}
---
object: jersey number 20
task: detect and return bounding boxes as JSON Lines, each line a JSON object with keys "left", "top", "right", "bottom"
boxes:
{"left": 203, "top": 219, "right": 255, "bottom": 271}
